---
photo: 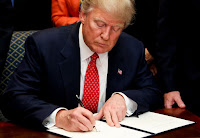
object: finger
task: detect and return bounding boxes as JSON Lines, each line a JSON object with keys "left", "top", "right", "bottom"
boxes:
{"left": 82, "top": 109, "right": 96, "bottom": 127}
{"left": 153, "top": 68, "right": 157, "bottom": 75}
{"left": 94, "top": 109, "right": 103, "bottom": 120}
{"left": 150, "top": 68, "right": 154, "bottom": 75}
{"left": 121, "top": 109, "right": 127, "bottom": 122}
{"left": 77, "top": 110, "right": 94, "bottom": 131}
{"left": 67, "top": 115, "right": 88, "bottom": 132}
{"left": 165, "top": 103, "right": 172, "bottom": 109}
{"left": 104, "top": 110, "right": 114, "bottom": 127}
{"left": 153, "top": 68, "right": 157, "bottom": 76}
{"left": 154, "top": 68, "right": 157, "bottom": 74}
{"left": 122, "top": 109, "right": 127, "bottom": 120}
{"left": 110, "top": 110, "right": 120, "bottom": 128}
{"left": 175, "top": 97, "right": 186, "bottom": 108}
{"left": 164, "top": 99, "right": 174, "bottom": 109}
{"left": 76, "top": 120, "right": 90, "bottom": 132}
{"left": 152, "top": 70, "right": 156, "bottom": 76}
{"left": 117, "top": 111, "right": 123, "bottom": 122}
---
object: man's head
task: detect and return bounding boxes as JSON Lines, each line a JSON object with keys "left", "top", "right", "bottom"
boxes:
{"left": 80, "top": 0, "right": 136, "bottom": 53}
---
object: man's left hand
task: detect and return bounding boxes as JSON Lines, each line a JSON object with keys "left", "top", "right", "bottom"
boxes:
{"left": 94, "top": 94, "right": 127, "bottom": 127}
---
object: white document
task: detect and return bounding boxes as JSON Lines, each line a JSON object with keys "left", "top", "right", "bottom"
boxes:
{"left": 47, "top": 120, "right": 151, "bottom": 138}
{"left": 47, "top": 111, "right": 195, "bottom": 138}
{"left": 120, "top": 111, "right": 195, "bottom": 134}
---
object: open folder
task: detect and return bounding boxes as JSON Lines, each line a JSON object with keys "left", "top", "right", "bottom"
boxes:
{"left": 47, "top": 111, "right": 195, "bottom": 138}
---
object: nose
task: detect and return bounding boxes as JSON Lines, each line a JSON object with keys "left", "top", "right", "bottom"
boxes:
{"left": 101, "top": 26, "right": 111, "bottom": 41}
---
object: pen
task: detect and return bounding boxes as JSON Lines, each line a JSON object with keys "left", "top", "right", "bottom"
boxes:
{"left": 135, "top": 113, "right": 139, "bottom": 118}
{"left": 75, "top": 95, "right": 98, "bottom": 132}
{"left": 76, "top": 95, "right": 85, "bottom": 108}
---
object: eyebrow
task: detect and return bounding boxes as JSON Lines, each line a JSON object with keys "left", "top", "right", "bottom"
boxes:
{"left": 94, "top": 17, "right": 125, "bottom": 29}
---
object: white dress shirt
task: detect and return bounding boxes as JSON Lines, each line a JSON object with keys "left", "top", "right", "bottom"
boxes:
{"left": 43, "top": 24, "right": 137, "bottom": 128}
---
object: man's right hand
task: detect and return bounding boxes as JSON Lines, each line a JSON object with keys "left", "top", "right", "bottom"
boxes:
{"left": 164, "top": 91, "right": 186, "bottom": 109}
{"left": 55, "top": 107, "right": 95, "bottom": 132}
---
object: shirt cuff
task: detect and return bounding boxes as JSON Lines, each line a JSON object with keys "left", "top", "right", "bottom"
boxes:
{"left": 112, "top": 92, "right": 138, "bottom": 116}
{"left": 42, "top": 107, "right": 67, "bottom": 128}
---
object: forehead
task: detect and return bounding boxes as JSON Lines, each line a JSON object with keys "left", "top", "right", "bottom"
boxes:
{"left": 87, "top": 7, "right": 125, "bottom": 27}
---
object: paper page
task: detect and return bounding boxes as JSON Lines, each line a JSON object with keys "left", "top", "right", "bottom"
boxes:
{"left": 120, "top": 111, "right": 195, "bottom": 134}
{"left": 47, "top": 120, "right": 151, "bottom": 138}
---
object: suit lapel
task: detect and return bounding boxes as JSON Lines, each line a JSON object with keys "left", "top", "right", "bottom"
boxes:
{"left": 106, "top": 45, "right": 127, "bottom": 100}
{"left": 59, "top": 23, "right": 81, "bottom": 109}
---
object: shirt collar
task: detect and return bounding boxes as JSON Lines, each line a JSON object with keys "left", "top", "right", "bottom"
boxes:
{"left": 79, "top": 24, "right": 108, "bottom": 64}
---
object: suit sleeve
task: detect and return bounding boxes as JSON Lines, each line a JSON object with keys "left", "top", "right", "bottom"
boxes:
{"left": 0, "top": 36, "right": 59, "bottom": 130}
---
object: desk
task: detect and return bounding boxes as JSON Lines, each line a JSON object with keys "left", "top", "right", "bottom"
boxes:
{"left": 0, "top": 108, "right": 200, "bottom": 138}
{"left": 153, "top": 108, "right": 200, "bottom": 137}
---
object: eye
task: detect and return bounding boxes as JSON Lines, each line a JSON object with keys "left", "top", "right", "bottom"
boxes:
{"left": 96, "top": 21, "right": 105, "bottom": 27}
{"left": 112, "top": 26, "right": 121, "bottom": 32}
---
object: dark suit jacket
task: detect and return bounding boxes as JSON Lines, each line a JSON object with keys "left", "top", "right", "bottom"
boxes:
{"left": 155, "top": 0, "right": 200, "bottom": 115}
{"left": 1, "top": 23, "right": 161, "bottom": 129}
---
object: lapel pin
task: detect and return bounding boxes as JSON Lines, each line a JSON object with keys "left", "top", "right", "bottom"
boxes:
{"left": 118, "top": 68, "right": 122, "bottom": 75}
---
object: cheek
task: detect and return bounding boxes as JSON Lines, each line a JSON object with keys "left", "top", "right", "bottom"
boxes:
{"left": 87, "top": 26, "right": 101, "bottom": 40}
{"left": 91, "top": 32, "right": 102, "bottom": 42}
{"left": 110, "top": 34, "right": 120, "bottom": 44}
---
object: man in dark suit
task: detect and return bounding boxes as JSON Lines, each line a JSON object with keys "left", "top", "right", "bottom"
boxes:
{"left": 155, "top": 0, "right": 200, "bottom": 116}
{"left": 0, "top": 0, "right": 161, "bottom": 132}
{"left": 0, "top": 0, "right": 14, "bottom": 80}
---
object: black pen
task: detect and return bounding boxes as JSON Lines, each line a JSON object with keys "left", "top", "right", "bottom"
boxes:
{"left": 135, "top": 113, "right": 139, "bottom": 118}
{"left": 76, "top": 95, "right": 85, "bottom": 108}
{"left": 75, "top": 95, "right": 98, "bottom": 132}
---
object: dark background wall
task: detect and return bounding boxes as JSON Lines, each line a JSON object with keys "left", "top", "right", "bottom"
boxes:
{"left": 14, "top": 0, "right": 52, "bottom": 31}
{"left": 124, "top": 0, "right": 159, "bottom": 56}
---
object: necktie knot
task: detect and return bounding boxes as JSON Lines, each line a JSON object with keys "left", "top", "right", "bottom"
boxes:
{"left": 91, "top": 53, "right": 99, "bottom": 63}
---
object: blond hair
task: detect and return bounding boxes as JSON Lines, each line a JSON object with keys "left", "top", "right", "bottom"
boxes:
{"left": 81, "top": 0, "right": 136, "bottom": 28}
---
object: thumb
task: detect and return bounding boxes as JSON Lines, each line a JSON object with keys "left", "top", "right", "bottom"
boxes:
{"left": 94, "top": 109, "right": 103, "bottom": 120}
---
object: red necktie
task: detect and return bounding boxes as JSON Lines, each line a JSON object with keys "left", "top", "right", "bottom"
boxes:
{"left": 82, "top": 53, "right": 99, "bottom": 113}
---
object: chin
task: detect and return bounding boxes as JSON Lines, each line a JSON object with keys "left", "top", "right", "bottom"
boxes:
{"left": 91, "top": 43, "right": 112, "bottom": 53}
{"left": 91, "top": 47, "right": 105, "bottom": 53}
{"left": 95, "top": 48, "right": 108, "bottom": 53}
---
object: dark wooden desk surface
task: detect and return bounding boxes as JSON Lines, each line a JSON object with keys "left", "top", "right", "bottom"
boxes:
{"left": 0, "top": 108, "right": 200, "bottom": 138}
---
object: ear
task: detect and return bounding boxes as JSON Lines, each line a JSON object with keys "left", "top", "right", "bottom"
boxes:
{"left": 80, "top": 10, "right": 86, "bottom": 25}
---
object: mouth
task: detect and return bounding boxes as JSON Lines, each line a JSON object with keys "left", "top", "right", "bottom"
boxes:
{"left": 96, "top": 42, "right": 108, "bottom": 47}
